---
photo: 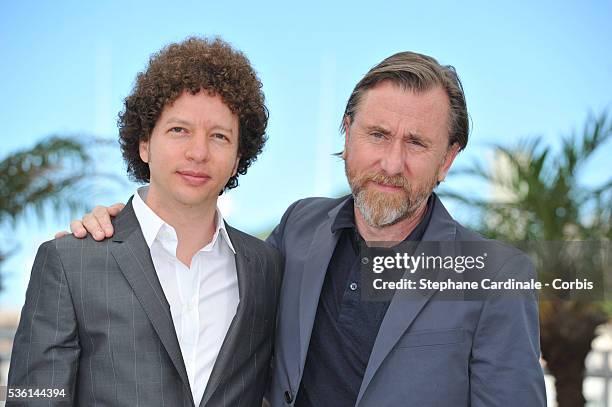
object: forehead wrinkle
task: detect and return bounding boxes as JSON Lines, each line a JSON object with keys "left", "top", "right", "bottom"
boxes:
{"left": 165, "top": 117, "right": 193, "bottom": 126}
{"left": 359, "top": 105, "right": 424, "bottom": 140}
{"left": 163, "top": 114, "right": 236, "bottom": 134}
{"left": 355, "top": 84, "right": 449, "bottom": 144}
{"left": 161, "top": 91, "right": 238, "bottom": 126}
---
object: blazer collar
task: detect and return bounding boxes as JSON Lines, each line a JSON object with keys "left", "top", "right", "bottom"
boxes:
{"left": 295, "top": 199, "right": 347, "bottom": 372}
{"left": 109, "top": 199, "right": 194, "bottom": 404}
{"left": 355, "top": 194, "right": 458, "bottom": 405}
{"left": 111, "top": 200, "right": 259, "bottom": 407}
{"left": 198, "top": 224, "right": 256, "bottom": 407}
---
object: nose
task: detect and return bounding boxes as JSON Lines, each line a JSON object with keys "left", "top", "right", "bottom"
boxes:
{"left": 185, "top": 134, "right": 209, "bottom": 162}
{"left": 379, "top": 138, "right": 404, "bottom": 176}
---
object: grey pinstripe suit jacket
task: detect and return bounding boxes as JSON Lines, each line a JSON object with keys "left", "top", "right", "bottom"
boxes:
{"left": 7, "top": 200, "right": 283, "bottom": 407}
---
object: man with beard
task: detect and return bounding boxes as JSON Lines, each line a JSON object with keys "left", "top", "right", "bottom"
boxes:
{"left": 64, "top": 51, "right": 546, "bottom": 406}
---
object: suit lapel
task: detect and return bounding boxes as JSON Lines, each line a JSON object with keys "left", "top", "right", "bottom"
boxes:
{"left": 198, "top": 225, "right": 253, "bottom": 407}
{"left": 355, "top": 196, "right": 458, "bottom": 405}
{"left": 297, "top": 199, "right": 345, "bottom": 372}
{"left": 109, "top": 201, "right": 193, "bottom": 403}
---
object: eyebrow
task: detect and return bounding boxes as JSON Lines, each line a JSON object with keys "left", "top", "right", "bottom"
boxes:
{"left": 364, "top": 124, "right": 392, "bottom": 136}
{"left": 165, "top": 117, "right": 235, "bottom": 134}
{"left": 404, "top": 132, "right": 427, "bottom": 144}
{"left": 364, "top": 124, "right": 425, "bottom": 142}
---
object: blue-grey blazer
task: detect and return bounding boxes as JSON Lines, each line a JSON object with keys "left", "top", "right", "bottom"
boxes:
{"left": 266, "top": 195, "right": 546, "bottom": 407}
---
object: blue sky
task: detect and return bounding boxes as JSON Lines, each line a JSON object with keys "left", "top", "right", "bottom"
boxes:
{"left": 1, "top": 0, "right": 611, "bottom": 309}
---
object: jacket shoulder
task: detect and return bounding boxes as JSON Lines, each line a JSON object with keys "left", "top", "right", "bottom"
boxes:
{"left": 285, "top": 195, "right": 349, "bottom": 222}
{"left": 227, "top": 226, "right": 280, "bottom": 259}
{"left": 436, "top": 200, "right": 528, "bottom": 268}
{"left": 452, "top": 220, "right": 531, "bottom": 281}
{"left": 455, "top": 223, "right": 524, "bottom": 258}
{"left": 52, "top": 232, "right": 113, "bottom": 253}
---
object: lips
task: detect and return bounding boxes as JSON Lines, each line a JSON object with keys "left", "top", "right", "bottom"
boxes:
{"left": 176, "top": 170, "right": 211, "bottom": 186}
{"left": 370, "top": 180, "right": 403, "bottom": 191}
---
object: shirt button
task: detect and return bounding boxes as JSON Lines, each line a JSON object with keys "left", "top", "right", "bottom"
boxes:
{"left": 284, "top": 390, "right": 293, "bottom": 403}
{"left": 349, "top": 282, "right": 358, "bottom": 291}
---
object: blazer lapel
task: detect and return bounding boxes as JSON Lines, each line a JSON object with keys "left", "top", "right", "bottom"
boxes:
{"left": 198, "top": 225, "right": 253, "bottom": 407}
{"left": 109, "top": 201, "right": 193, "bottom": 403}
{"left": 355, "top": 195, "right": 458, "bottom": 406}
{"left": 297, "top": 199, "right": 346, "bottom": 372}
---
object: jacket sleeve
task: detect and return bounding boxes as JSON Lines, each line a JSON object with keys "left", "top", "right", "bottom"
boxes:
{"left": 266, "top": 199, "right": 302, "bottom": 254}
{"left": 7, "top": 240, "right": 80, "bottom": 406}
{"left": 469, "top": 253, "right": 547, "bottom": 406}
{"left": 263, "top": 201, "right": 298, "bottom": 407}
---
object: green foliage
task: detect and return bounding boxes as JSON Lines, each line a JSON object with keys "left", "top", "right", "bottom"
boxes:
{"left": 444, "top": 111, "right": 612, "bottom": 242}
{"left": 0, "top": 135, "right": 124, "bottom": 290}
{"left": 0, "top": 136, "right": 94, "bottom": 224}
{"left": 443, "top": 111, "right": 612, "bottom": 407}
{"left": 444, "top": 112, "right": 611, "bottom": 309}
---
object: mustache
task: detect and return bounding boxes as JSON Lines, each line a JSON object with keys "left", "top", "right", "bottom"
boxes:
{"left": 358, "top": 172, "right": 410, "bottom": 189}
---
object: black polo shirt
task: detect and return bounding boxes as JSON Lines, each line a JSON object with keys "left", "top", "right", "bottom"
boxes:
{"left": 295, "top": 195, "right": 435, "bottom": 407}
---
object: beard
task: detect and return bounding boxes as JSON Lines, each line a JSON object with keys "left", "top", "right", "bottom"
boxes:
{"left": 345, "top": 162, "right": 438, "bottom": 228}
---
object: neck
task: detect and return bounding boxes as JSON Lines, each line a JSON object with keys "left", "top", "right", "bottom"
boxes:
{"left": 145, "top": 186, "right": 218, "bottom": 266}
{"left": 354, "top": 198, "right": 429, "bottom": 243}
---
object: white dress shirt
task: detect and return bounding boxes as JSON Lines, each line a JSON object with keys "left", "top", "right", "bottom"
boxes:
{"left": 132, "top": 187, "right": 239, "bottom": 406}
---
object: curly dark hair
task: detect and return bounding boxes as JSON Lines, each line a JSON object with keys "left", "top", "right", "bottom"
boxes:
{"left": 118, "top": 36, "right": 268, "bottom": 191}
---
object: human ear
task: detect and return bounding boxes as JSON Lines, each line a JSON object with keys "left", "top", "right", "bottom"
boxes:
{"left": 139, "top": 138, "right": 150, "bottom": 163}
{"left": 437, "top": 143, "right": 460, "bottom": 183}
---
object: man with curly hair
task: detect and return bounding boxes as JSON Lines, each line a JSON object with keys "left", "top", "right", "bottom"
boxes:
{"left": 7, "top": 37, "right": 282, "bottom": 407}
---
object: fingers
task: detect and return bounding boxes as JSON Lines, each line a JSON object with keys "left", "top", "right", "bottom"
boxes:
{"left": 64, "top": 203, "right": 124, "bottom": 241}
{"left": 91, "top": 205, "right": 118, "bottom": 239}
{"left": 108, "top": 203, "right": 125, "bottom": 216}
{"left": 82, "top": 212, "right": 104, "bottom": 241}
{"left": 54, "top": 231, "right": 70, "bottom": 239}
{"left": 69, "top": 219, "right": 88, "bottom": 238}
